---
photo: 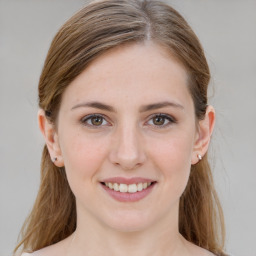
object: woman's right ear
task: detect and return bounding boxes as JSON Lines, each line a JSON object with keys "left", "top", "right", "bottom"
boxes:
{"left": 38, "top": 109, "right": 64, "bottom": 167}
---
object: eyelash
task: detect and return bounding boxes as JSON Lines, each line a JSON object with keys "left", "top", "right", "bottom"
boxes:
{"left": 81, "top": 114, "right": 110, "bottom": 128}
{"left": 80, "top": 113, "right": 176, "bottom": 128}
{"left": 146, "top": 113, "right": 177, "bottom": 128}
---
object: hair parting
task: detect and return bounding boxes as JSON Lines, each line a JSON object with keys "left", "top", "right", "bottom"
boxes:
{"left": 15, "top": 1, "right": 226, "bottom": 255}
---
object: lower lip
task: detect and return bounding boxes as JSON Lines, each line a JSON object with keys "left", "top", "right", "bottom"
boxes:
{"left": 101, "top": 183, "right": 156, "bottom": 202}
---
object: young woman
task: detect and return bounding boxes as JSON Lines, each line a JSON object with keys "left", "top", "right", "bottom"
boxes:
{"left": 15, "top": 0, "right": 227, "bottom": 255}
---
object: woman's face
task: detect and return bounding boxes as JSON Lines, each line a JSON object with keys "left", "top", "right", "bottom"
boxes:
{"left": 50, "top": 43, "right": 203, "bottom": 232}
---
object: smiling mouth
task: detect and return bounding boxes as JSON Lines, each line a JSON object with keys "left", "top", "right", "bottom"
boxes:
{"left": 101, "top": 182, "right": 156, "bottom": 193}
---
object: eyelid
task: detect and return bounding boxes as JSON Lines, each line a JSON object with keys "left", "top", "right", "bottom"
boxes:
{"left": 80, "top": 114, "right": 111, "bottom": 128}
{"left": 146, "top": 113, "right": 177, "bottom": 127}
{"left": 80, "top": 113, "right": 177, "bottom": 129}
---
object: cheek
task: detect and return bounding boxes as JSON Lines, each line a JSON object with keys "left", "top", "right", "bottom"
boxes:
{"left": 149, "top": 134, "right": 194, "bottom": 193}
{"left": 59, "top": 131, "right": 109, "bottom": 188}
{"left": 150, "top": 132, "right": 194, "bottom": 167}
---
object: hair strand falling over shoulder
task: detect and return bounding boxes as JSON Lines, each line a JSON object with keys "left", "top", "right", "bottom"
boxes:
{"left": 15, "top": 1, "right": 227, "bottom": 255}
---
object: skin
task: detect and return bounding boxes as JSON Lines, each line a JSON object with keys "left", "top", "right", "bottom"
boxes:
{"left": 37, "top": 42, "right": 215, "bottom": 256}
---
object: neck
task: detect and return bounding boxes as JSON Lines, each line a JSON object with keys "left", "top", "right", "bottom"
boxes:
{"left": 67, "top": 207, "right": 190, "bottom": 256}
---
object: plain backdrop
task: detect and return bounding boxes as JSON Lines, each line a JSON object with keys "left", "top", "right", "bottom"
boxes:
{"left": 0, "top": 0, "right": 255, "bottom": 255}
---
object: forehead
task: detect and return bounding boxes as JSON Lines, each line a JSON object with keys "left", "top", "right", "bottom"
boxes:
{"left": 61, "top": 42, "right": 192, "bottom": 110}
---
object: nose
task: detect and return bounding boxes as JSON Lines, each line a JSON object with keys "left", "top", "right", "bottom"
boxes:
{"left": 109, "top": 124, "right": 146, "bottom": 170}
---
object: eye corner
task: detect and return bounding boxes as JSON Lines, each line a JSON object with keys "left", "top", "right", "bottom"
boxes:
{"left": 80, "top": 113, "right": 111, "bottom": 128}
{"left": 145, "top": 113, "right": 177, "bottom": 129}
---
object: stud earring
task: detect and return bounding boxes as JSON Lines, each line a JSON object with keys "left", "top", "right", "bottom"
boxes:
{"left": 52, "top": 157, "right": 57, "bottom": 162}
{"left": 198, "top": 154, "right": 202, "bottom": 161}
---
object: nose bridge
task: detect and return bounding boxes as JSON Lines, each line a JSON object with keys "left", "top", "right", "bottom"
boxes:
{"left": 110, "top": 120, "right": 145, "bottom": 170}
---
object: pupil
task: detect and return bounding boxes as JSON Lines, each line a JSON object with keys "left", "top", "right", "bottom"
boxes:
{"left": 154, "top": 116, "right": 164, "bottom": 125}
{"left": 92, "top": 116, "right": 102, "bottom": 125}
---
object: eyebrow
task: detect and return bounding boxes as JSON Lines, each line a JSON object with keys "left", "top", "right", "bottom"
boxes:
{"left": 71, "top": 101, "right": 116, "bottom": 112}
{"left": 71, "top": 101, "right": 184, "bottom": 112}
{"left": 139, "top": 101, "right": 184, "bottom": 112}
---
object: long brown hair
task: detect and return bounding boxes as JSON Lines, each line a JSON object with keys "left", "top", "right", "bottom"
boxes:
{"left": 15, "top": 0, "right": 226, "bottom": 255}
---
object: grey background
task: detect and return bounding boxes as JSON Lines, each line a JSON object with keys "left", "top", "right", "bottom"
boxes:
{"left": 0, "top": 0, "right": 255, "bottom": 255}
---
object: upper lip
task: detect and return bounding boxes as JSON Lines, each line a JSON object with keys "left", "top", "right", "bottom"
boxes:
{"left": 101, "top": 177, "right": 156, "bottom": 185}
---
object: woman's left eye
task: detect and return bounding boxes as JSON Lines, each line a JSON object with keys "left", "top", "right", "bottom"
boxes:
{"left": 81, "top": 114, "right": 109, "bottom": 127}
{"left": 146, "top": 114, "right": 176, "bottom": 127}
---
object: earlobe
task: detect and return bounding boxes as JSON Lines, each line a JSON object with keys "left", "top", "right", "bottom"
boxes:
{"left": 38, "top": 109, "right": 64, "bottom": 167}
{"left": 191, "top": 105, "right": 215, "bottom": 165}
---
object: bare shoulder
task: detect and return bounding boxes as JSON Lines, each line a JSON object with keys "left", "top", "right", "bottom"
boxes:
{"left": 21, "top": 235, "right": 72, "bottom": 256}
{"left": 182, "top": 238, "right": 216, "bottom": 256}
{"left": 190, "top": 245, "right": 216, "bottom": 256}
{"left": 190, "top": 243, "right": 216, "bottom": 256}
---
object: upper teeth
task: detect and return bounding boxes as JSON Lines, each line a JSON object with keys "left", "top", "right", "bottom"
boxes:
{"left": 104, "top": 182, "right": 152, "bottom": 193}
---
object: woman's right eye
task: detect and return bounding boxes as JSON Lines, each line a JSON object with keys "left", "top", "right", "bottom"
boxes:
{"left": 81, "top": 114, "right": 109, "bottom": 127}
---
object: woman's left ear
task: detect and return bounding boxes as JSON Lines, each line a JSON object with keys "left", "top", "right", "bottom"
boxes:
{"left": 191, "top": 105, "right": 215, "bottom": 165}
